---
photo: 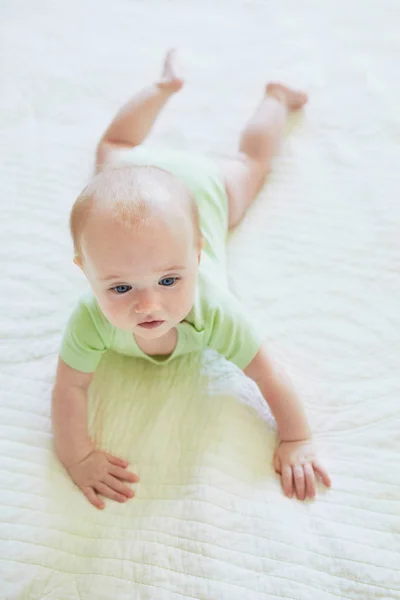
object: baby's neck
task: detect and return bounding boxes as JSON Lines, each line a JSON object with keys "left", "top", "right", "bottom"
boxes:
{"left": 134, "top": 327, "right": 178, "bottom": 356}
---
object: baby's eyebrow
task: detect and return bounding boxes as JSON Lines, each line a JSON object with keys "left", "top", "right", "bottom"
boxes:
{"left": 100, "top": 266, "right": 186, "bottom": 282}
{"left": 157, "top": 266, "right": 186, "bottom": 273}
{"left": 100, "top": 275, "right": 125, "bottom": 282}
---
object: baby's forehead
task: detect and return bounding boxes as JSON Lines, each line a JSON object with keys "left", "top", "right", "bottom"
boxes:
{"left": 86, "top": 194, "right": 192, "bottom": 242}
{"left": 86, "top": 206, "right": 189, "bottom": 239}
{"left": 81, "top": 208, "right": 195, "bottom": 276}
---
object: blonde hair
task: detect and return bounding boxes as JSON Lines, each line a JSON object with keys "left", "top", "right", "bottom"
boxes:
{"left": 70, "top": 164, "right": 202, "bottom": 258}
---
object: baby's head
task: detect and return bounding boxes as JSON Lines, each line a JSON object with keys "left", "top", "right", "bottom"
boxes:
{"left": 71, "top": 165, "right": 203, "bottom": 340}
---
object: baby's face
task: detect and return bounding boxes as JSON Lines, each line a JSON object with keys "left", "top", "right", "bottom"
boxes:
{"left": 77, "top": 211, "right": 201, "bottom": 341}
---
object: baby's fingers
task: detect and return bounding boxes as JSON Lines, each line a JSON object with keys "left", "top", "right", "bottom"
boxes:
{"left": 96, "top": 482, "right": 128, "bottom": 503}
{"left": 293, "top": 465, "right": 306, "bottom": 500}
{"left": 107, "top": 453, "right": 129, "bottom": 468}
{"left": 104, "top": 474, "right": 135, "bottom": 499}
{"left": 273, "top": 451, "right": 281, "bottom": 475}
{"left": 281, "top": 464, "right": 294, "bottom": 497}
{"left": 110, "top": 465, "right": 139, "bottom": 483}
{"left": 83, "top": 486, "right": 105, "bottom": 510}
{"left": 313, "top": 461, "right": 332, "bottom": 488}
{"left": 304, "top": 463, "right": 316, "bottom": 499}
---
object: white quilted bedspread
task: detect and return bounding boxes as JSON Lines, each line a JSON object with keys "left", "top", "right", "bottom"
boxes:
{"left": 1, "top": 1, "right": 399, "bottom": 598}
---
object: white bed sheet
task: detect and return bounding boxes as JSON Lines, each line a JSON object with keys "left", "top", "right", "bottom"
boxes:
{"left": 0, "top": 0, "right": 399, "bottom": 598}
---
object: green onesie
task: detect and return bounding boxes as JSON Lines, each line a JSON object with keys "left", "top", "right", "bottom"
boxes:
{"left": 60, "top": 147, "right": 262, "bottom": 373}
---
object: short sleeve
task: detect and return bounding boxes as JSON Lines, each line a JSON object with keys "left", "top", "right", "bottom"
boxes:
{"left": 206, "top": 294, "right": 262, "bottom": 370}
{"left": 59, "top": 299, "right": 111, "bottom": 373}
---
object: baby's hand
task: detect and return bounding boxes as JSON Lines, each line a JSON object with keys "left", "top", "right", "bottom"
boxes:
{"left": 273, "top": 438, "right": 331, "bottom": 501}
{"left": 67, "top": 450, "right": 139, "bottom": 510}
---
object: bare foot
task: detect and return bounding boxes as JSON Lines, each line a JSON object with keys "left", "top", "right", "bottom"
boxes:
{"left": 157, "top": 49, "right": 184, "bottom": 93}
{"left": 266, "top": 82, "right": 308, "bottom": 111}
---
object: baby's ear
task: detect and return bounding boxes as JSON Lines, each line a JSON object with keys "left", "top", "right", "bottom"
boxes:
{"left": 73, "top": 255, "right": 83, "bottom": 270}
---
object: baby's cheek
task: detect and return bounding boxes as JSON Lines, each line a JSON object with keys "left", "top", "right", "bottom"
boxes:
{"left": 174, "top": 284, "right": 195, "bottom": 317}
{"left": 98, "top": 295, "right": 126, "bottom": 324}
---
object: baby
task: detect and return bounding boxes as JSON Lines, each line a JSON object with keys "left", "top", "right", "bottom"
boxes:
{"left": 52, "top": 50, "right": 331, "bottom": 510}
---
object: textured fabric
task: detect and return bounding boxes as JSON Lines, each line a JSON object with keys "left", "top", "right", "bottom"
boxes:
{"left": 1, "top": 1, "right": 400, "bottom": 599}
{"left": 60, "top": 147, "right": 262, "bottom": 372}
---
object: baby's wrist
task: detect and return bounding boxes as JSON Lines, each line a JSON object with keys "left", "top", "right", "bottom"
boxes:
{"left": 56, "top": 439, "right": 95, "bottom": 469}
{"left": 278, "top": 421, "right": 312, "bottom": 443}
{"left": 279, "top": 435, "right": 313, "bottom": 444}
{"left": 279, "top": 432, "right": 313, "bottom": 444}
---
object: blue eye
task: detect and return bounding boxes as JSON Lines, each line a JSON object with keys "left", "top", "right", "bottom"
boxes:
{"left": 112, "top": 285, "right": 132, "bottom": 295}
{"left": 159, "top": 277, "right": 178, "bottom": 287}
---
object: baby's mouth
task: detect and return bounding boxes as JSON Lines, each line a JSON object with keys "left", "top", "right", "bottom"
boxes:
{"left": 137, "top": 319, "right": 165, "bottom": 330}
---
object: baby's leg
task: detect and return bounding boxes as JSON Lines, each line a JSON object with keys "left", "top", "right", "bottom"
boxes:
{"left": 219, "top": 84, "right": 308, "bottom": 229}
{"left": 96, "top": 49, "right": 183, "bottom": 171}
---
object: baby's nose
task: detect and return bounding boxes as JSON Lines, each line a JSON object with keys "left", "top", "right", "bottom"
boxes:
{"left": 133, "top": 290, "right": 161, "bottom": 313}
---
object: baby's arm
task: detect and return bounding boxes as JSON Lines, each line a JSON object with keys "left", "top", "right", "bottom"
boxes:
{"left": 244, "top": 345, "right": 331, "bottom": 500}
{"left": 52, "top": 358, "right": 139, "bottom": 509}
{"left": 52, "top": 358, "right": 94, "bottom": 466}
